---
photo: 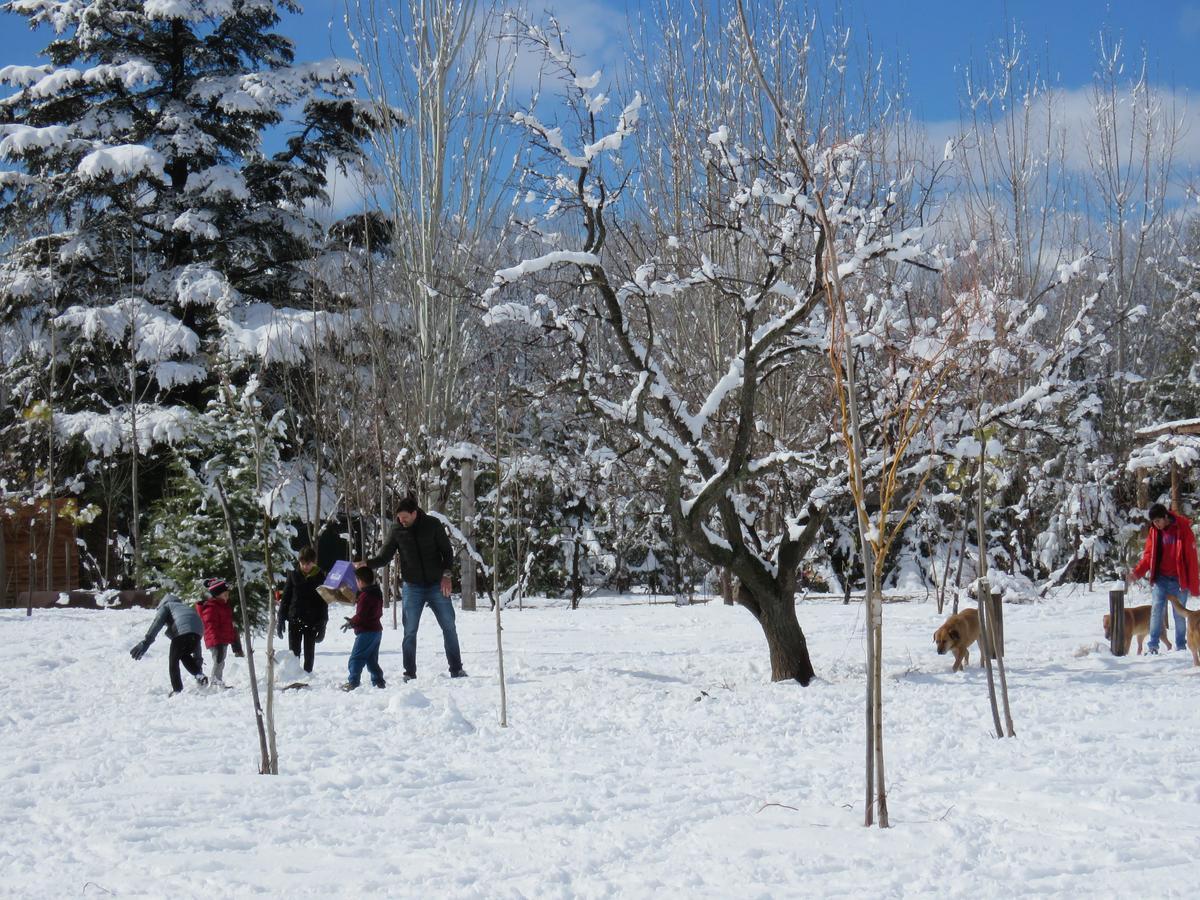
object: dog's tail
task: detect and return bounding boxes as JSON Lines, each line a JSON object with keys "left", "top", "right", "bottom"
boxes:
{"left": 1168, "top": 595, "right": 1189, "bottom": 617}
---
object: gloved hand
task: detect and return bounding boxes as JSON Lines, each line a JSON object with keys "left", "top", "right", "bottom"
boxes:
{"left": 276, "top": 620, "right": 285, "bottom": 639}
{"left": 315, "top": 624, "right": 326, "bottom": 643}
{"left": 130, "top": 641, "right": 147, "bottom": 661}
{"left": 340, "top": 617, "right": 352, "bottom": 633}
{"left": 232, "top": 644, "right": 245, "bottom": 658}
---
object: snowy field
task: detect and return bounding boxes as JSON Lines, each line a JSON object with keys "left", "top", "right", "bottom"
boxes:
{"left": 2, "top": 586, "right": 1199, "bottom": 899}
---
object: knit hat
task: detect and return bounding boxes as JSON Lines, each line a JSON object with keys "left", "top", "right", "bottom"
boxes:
{"left": 205, "top": 577, "right": 229, "bottom": 597}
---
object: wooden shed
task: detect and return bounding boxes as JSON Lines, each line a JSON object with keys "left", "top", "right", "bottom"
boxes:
{"left": 1, "top": 497, "right": 80, "bottom": 607}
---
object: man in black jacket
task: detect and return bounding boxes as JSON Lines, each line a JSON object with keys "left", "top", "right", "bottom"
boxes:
{"left": 361, "top": 495, "right": 465, "bottom": 681}
{"left": 278, "top": 546, "right": 328, "bottom": 673}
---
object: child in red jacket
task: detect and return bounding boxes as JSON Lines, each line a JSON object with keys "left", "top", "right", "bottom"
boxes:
{"left": 340, "top": 566, "right": 385, "bottom": 691}
{"left": 196, "top": 577, "right": 244, "bottom": 686}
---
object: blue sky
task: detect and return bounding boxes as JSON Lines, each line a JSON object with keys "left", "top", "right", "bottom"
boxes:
{"left": 3, "top": 1, "right": 1199, "bottom": 120}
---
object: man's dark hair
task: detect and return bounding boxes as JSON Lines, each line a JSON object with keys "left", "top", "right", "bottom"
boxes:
{"left": 355, "top": 565, "right": 375, "bottom": 585}
{"left": 396, "top": 494, "right": 420, "bottom": 515}
{"left": 1148, "top": 503, "right": 1170, "bottom": 523}
{"left": 298, "top": 546, "right": 317, "bottom": 564}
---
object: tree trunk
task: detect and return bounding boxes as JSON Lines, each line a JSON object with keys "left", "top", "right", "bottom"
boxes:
{"left": 720, "top": 568, "right": 734, "bottom": 605}
{"left": 0, "top": 521, "right": 7, "bottom": 607}
{"left": 738, "top": 582, "right": 815, "bottom": 684}
{"left": 215, "top": 478, "right": 273, "bottom": 775}
{"left": 460, "top": 458, "right": 476, "bottom": 611}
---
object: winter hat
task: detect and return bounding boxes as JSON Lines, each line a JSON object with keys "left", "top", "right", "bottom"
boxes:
{"left": 205, "top": 577, "right": 229, "bottom": 597}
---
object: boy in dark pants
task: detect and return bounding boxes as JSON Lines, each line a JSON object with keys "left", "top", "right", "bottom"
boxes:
{"left": 130, "top": 593, "right": 209, "bottom": 695}
{"left": 341, "top": 566, "right": 385, "bottom": 691}
{"left": 277, "top": 546, "right": 328, "bottom": 673}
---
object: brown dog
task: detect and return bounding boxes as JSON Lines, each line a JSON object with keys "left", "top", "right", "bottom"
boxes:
{"left": 1103, "top": 604, "right": 1171, "bottom": 655}
{"left": 1166, "top": 596, "right": 1200, "bottom": 667}
{"left": 934, "top": 608, "right": 981, "bottom": 672}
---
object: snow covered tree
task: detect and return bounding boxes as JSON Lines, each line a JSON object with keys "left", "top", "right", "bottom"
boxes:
{"left": 0, "top": 0, "right": 376, "bottom": 582}
{"left": 483, "top": 13, "right": 941, "bottom": 683}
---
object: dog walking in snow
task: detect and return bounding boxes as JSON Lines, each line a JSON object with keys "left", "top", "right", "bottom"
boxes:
{"left": 1167, "top": 595, "right": 1200, "bottom": 667}
{"left": 933, "top": 607, "right": 981, "bottom": 672}
{"left": 1103, "top": 604, "right": 1170, "bottom": 655}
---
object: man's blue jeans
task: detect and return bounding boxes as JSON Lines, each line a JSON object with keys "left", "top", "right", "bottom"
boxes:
{"left": 347, "top": 631, "right": 385, "bottom": 687}
{"left": 401, "top": 582, "right": 463, "bottom": 676}
{"left": 1149, "top": 575, "right": 1189, "bottom": 651}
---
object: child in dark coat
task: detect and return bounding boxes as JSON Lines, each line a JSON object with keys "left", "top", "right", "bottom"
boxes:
{"left": 196, "top": 577, "right": 244, "bottom": 687}
{"left": 130, "top": 594, "right": 208, "bottom": 695}
{"left": 340, "top": 566, "right": 385, "bottom": 691}
{"left": 277, "top": 546, "right": 328, "bottom": 673}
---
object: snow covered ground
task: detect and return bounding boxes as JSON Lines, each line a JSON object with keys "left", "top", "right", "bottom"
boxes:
{"left": 2, "top": 585, "right": 1198, "bottom": 899}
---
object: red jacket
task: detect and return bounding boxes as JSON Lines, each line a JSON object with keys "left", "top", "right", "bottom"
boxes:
{"left": 348, "top": 585, "right": 383, "bottom": 634}
{"left": 1131, "top": 512, "right": 1200, "bottom": 596}
{"left": 196, "top": 596, "right": 239, "bottom": 648}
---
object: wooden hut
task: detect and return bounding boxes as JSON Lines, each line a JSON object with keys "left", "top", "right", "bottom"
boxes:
{"left": 1, "top": 497, "right": 80, "bottom": 607}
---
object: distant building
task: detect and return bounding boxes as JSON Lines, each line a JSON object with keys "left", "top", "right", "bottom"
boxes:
{"left": 1, "top": 497, "right": 80, "bottom": 607}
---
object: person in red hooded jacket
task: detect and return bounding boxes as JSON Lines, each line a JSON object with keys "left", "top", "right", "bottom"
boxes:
{"left": 196, "top": 577, "right": 244, "bottom": 686}
{"left": 1126, "top": 503, "right": 1198, "bottom": 654}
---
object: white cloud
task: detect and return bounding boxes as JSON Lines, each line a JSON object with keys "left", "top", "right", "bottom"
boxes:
{"left": 919, "top": 82, "right": 1200, "bottom": 175}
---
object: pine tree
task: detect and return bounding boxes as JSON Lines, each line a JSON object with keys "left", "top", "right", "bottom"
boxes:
{"left": 0, "top": 0, "right": 376, "bottom": 582}
{"left": 144, "top": 380, "right": 294, "bottom": 628}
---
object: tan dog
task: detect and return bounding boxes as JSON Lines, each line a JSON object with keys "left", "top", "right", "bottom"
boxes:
{"left": 933, "top": 608, "right": 981, "bottom": 672}
{"left": 1166, "top": 596, "right": 1200, "bottom": 667}
{"left": 1103, "top": 604, "right": 1170, "bottom": 655}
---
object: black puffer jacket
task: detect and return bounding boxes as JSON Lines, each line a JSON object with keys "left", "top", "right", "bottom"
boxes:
{"left": 365, "top": 511, "right": 454, "bottom": 586}
{"left": 279, "top": 566, "right": 328, "bottom": 628}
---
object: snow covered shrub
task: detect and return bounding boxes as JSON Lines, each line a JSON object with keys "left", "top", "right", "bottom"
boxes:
{"left": 0, "top": 0, "right": 374, "bottom": 585}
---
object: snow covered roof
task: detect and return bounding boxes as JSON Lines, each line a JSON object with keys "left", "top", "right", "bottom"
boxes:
{"left": 1134, "top": 417, "right": 1200, "bottom": 439}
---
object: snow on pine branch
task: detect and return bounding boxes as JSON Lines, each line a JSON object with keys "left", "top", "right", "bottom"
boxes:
{"left": 77, "top": 145, "right": 165, "bottom": 182}
{"left": 56, "top": 405, "right": 194, "bottom": 457}
{"left": 0, "top": 124, "right": 72, "bottom": 156}
{"left": 55, "top": 298, "right": 199, "bottom": 362}
{"left": 219, "top": 304, "right": 353, "bottom": 366}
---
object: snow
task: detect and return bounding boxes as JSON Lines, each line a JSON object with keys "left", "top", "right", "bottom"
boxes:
{"left": 55, "top": 404, "right": 194, "bottom": 456}
{"left": 55, "top": 298, "right": 200, "bottom": 362}
{"left": 220, "top": 304, "right": 351, "bottom": 366}
{"left": 185, "top": 165, "right": 251, "bottom": 201}
{"left": 2, "top": 585, "right": 1196, "bottom": 896}
{"left": 0, "top": 124, "right": 71, "bottom": 155}
{"left": 77, "top": 144, "right": 165, "bottom": 182}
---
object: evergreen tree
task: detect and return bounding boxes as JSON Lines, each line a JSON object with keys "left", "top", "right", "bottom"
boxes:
{"left": 145, "top": 379, "right": 294, "bottom": 629}
{"left": 0, "top": 0, "right": 375, "bottom": 579}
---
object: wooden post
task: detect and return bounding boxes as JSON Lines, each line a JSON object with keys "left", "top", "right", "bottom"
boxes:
{"left": 1170, "top": 459, "right": 1181, "bottom": 512}
{"left": 1109, "top": 589, "right": 1126, "bottom": 656}
{"left": 460, "top": 458, "right": 476, "bottom": 611}
{"left": 977, "top": 580, "right": 1004, "bottom": 738}
{"left": 1136, "top": 467, "right": 1148, "bottom": 511}
{"left": 987, "top": 588, "right": 1004, "bottom": 658}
